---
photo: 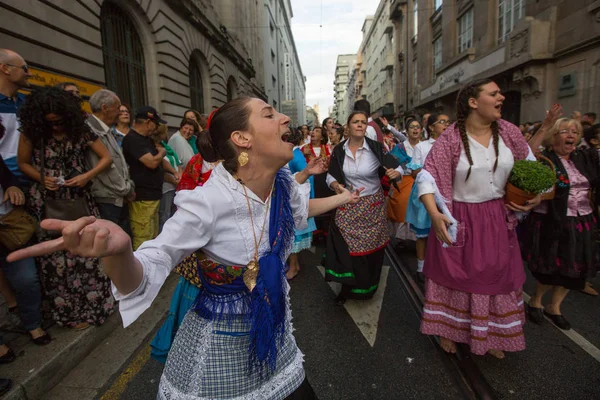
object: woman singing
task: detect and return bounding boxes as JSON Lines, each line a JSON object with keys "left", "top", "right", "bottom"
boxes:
{"left": 9, "top": 97, "right": 361, "bottom": 399}
{"left": 416, "top": 79, "right": 540, "bottom": 358}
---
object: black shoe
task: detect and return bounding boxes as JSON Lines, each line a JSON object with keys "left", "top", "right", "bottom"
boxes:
{"left": 543, "top": 311, "right": 571, "bottom": 331}
{"left": 335, "top": 293, "right": 346, "bottom": 306}
{"left": 527, "top": 304, "right": 545, "bottom": 325}
{"left": 0, "top": 378, "right": 11, "bottom": 396}
{"left": 0, "top": 348, "right": 16, "bottom": 364}
{"left": 31, "top": 332, "right": 52, "bottom": 346}
{"left": 416, "top": 272, "right": 425, "bottom": 284}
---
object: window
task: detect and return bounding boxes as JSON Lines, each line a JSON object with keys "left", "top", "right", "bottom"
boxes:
{"left": 498, "top": 0, "right": 525, "bottom": 43}
{"left": 433, "top": 37, "right": 442, "bottom": 75}
{"left": 100, "top": 2, "right": 148, "bottom": 112}
{"left": 189, "top": 54, "right": 204, "bottom": 113}
{"left": 413, "top": 0, "right": 418, "bottom": 40}
{"left": 458, "top": 8, "right": 473, "bottom": 53}
{"left": 435, "top": 0, "right": 443, "bottom": 11}
{"left": 271, "top": 50, "right": 276, "bottom": 64}
{"left": 413, "top": 62, "right": 418, "bottom": 89}
{"left": 269, "top": 21, "right": 275, "bottom": 39}
{"left": 227, "top": 77, "right": 237, "bottom": 101}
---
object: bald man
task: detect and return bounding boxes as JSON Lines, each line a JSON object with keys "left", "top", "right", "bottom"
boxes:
{"left": 0, "top": 50, "right": 49, "bottom": 375}
{"left": 0, "top": 49, "right": 32, "bottom": 178}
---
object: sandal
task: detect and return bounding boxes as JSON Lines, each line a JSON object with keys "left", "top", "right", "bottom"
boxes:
{"left": 580, "top": 282, "right": 598, "bottom": 296}
{"left": 72, "top": 322, "right": 90, "bottom": 331}
{"left": 543, "top": 311, "right": 571, "bottom": 331}
{"left": 31, "top": 332, "right": 52, "bottom": 346}
{"left": 0, "top": 348, "right": 16, "bottom": 364}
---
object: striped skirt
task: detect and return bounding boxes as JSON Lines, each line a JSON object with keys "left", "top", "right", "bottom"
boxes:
{"left": 420, "top": 279, "right": 526, "bottom": 355}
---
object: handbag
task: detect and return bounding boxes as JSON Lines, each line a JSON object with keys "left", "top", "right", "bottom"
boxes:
{"left": 39, "top": 138, "right": 90, "bottom": 226}
{"left": 0, "top": 206, "right": 37, "bottom": 251}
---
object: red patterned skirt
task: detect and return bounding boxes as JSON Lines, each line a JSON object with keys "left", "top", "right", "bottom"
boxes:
{"left": 420, "top": 279, "right": 526, "bottom": 355}
{"left": 325, "top": 191, "right": 389, "bottom": 299}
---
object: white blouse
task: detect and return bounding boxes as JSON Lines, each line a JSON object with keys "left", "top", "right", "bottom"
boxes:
{"left": 452, "top": 135, "right": 515, "bottom": 202}
{"left": 411, "top": 138, "right": 436, "bottom": 168}
{"left": 404, "top": 141, "right": 417, "bottom": 158}
{"left": 113, "top": 163, "right": 311, "bottom": 327}
{"left": 418, "top": 134, "right": 536, "bottom": 202}
{"left": 325, "top": 140, "right": 404, "bottom": 197}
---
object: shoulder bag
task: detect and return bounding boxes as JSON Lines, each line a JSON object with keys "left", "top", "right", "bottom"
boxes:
{"left": 40, "top": 137, "right": 90, "bottom": 232}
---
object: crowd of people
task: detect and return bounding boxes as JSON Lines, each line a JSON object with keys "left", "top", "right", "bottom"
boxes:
{"left": 0, "top": 44, "right": 599, "bottom": 398}
{"left": 0, "top": 48, "right": 216, "bottom": 394}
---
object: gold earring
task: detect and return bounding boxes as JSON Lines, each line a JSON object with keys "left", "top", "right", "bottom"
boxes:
{"left": 238, "top": 151, "right": 249, "bottom": 167}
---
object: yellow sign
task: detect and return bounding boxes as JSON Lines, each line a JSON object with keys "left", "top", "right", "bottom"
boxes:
{"left": 18, "top": 67, "right": 105, "bottom": 113}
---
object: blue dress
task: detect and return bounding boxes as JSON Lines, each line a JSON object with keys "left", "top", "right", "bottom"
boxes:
{"left": 405, "top": 140, "right": 435, "bottom": 238}
{"left": 288, "top": 148, "right": 317, "bottom": 253}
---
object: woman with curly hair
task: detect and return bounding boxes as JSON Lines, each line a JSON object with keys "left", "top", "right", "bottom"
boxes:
{"left": 416, "top": 79, "right": 540, "bottom": 358}
{"left": 17, "top": 86, "right": 115, "bottom": 329}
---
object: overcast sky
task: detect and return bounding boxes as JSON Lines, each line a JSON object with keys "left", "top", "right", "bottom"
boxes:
{"left": 290, "top": 0, "right": 379, "bottom": 119}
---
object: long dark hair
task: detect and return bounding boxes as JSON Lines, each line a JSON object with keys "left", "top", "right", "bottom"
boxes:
{"left": 425, "top": 113, "right": 441, "bottom": 140}
{"left": 196, "top": 130, "right": 218, "bottom": 161}
{"left": 455, "top": 78, "right": 499, "bottom": 181}
{"left": 18, "top": 86, "right": 90, "bottom": 147}
{"left": 198, "top": 97, "right": 252, "bottom": 174}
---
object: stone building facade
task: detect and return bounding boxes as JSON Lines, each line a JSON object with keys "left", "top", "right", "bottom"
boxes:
{"left": 0, "top": 0, "right": 303, "bottom": 127}
{"left": 263, "top": 0, "right": 306, "bottom": 126}
{"left": 338, "top": 0, "right": 600, "bottom": 127}
{"left": 392, "top": 0, "right": 600, "bottom": 125}
{"left": 331, "top": 54, "right": 357, "bottom": 124}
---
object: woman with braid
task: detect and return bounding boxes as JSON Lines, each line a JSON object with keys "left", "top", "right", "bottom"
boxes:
{"left": 416, "top": 79, "right": 540, "bottom": 358}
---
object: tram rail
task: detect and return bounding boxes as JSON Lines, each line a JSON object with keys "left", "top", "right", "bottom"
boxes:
{"left": 385, "top": 244, "right": 500, "bottom": 400}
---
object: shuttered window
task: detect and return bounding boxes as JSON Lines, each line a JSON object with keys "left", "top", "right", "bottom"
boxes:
{"left": 100, "top": 2, "right": 148, "bottom": 112}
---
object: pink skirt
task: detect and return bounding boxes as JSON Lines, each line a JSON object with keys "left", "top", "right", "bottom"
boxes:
{"left": 424, "top": 199, "right": 526, "bottom": 295}
{"left": 420, "top": 279, "right": 526, "bottom": 355}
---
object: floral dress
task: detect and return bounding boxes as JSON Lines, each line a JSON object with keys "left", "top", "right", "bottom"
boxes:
{"left": 27, "top": 132, "right": 115, "bottom": 327}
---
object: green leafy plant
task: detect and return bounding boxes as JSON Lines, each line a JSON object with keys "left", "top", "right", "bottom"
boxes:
{"left": 508, "top": 160, "right": 556, "bottom": 194}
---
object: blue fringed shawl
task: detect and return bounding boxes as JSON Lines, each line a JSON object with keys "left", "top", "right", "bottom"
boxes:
{"left": 192, "top": 169, "right": 295, "bottom": 376}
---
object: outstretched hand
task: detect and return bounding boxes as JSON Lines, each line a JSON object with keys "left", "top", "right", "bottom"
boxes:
{"left": 7, "top": 217, "right": 132, "bottom": 263}
{"left": 305, "top": 156, "right": 328, "bottom": 175}
{"left": 542, "top": 104, "right": 563, "bottom": 130}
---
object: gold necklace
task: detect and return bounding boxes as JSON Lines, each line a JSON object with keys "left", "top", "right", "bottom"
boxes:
{"left": 239, "top": 181, "right": 271, "bottom": 292}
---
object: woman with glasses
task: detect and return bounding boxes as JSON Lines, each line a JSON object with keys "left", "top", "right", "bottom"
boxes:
{"left": 405, "top": 113, "right": 450, "bottom": 278}
{"left": 521, "top": 118, "right": 600, "bottom": 330}
{"left": 17, "top": 86, "right": 115, "bottom": 330}
{"left": 113, "top": 104, "right": 132, "bottom": 147}
{"left": 388, "top": 118, "right": 423, "bottom": 241}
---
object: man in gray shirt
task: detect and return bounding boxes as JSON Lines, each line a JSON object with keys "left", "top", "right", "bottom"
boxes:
{"left": 86, "top": 89, "right": 135, "bottom": 235}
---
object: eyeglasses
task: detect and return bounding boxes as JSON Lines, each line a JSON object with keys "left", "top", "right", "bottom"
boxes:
{"left": 46, "top": 118, "right": 65, "bottom": 127}
{"left": 408, "top": 124, "right": 421, "bottom": 129}
{"left": 559, "top": 129, "right": 580, "bottom": 135}
{"left": 4, "top": 63, "right": 29, "bottom": 73}
{"left": 433, "top": 119, "right": 450, "bottom": 126}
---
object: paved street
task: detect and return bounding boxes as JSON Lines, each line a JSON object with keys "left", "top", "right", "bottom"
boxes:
{"left": 96, "top": 244, "right": 600, "bottom": 400}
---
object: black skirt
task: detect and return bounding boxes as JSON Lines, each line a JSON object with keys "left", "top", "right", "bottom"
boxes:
{"left": 285, "top": 378, "right": 318, "bottom": 400}
{"left": 325, "top": 219, "right": 385, "bottom": 300}
{"left": 520, "top": 212, "right": 599, "bottom": 290}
